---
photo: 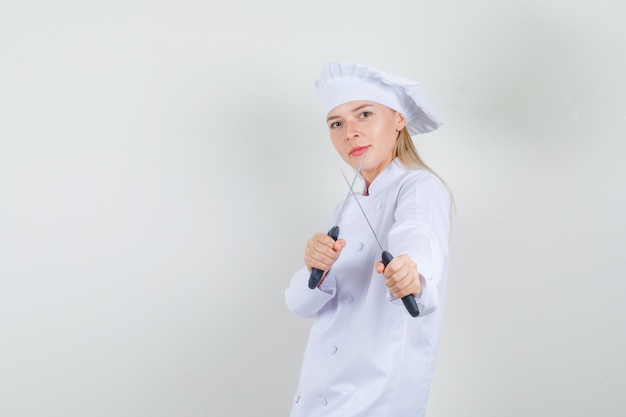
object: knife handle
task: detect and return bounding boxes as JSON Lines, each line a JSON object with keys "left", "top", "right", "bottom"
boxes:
{"left": 308, "top": 226, "right": 340, "bottom": 289}
{"left": 382, "top": 250, "right": 420, "bottom": 317}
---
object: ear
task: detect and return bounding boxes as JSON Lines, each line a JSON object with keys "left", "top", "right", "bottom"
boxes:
{"left": 395, "top": 112, "right": 406, "bottom": 132}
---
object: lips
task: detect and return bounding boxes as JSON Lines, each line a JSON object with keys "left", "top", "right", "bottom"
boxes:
{"left": 349, "top": 145, "right": 370, "bottom": 156}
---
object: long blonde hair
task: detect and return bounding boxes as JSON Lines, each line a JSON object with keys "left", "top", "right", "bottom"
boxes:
{"left": 394, "top": 127, "right": 456, "bottom": 216}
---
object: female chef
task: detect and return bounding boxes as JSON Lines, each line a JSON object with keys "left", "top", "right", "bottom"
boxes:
{"left": 285, "top": 62, "right": 451, "bottom": 417}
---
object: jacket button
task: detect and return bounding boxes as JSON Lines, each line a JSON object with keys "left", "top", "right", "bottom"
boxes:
{"left": 377, "top": 202, "right": 383, "bottom": 209}
{"left": 330, "top": 345, "right": 338, "bottom": 354}
{"left": 355, "top": 241, "right": 364, "bottom": 251}
{"left": 294, "top": 394, "right": 300, "bottom": 403}
{"left": 341, "top": 295, "right": 353, "bottom": 304}
{"left": 319, "top": 397, "right": 328, "bottom": 406}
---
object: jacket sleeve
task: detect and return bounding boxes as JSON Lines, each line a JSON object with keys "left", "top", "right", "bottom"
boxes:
{"left": 284, "top": 266, "right": 337, "bottom": 317}
{"left": 285, "top": 198, "right": 345, "bottom": 317}
{"left": 387, "top": 172, "right": 451, "bottom": 317}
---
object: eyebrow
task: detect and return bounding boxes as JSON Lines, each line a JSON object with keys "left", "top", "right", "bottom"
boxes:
{"left": 326, "top": 103, "right": 375, "bottom": 122}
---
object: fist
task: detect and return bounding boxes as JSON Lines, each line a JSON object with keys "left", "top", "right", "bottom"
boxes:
{"left": 376, "top": 254, "right": 421, "bottom": 299}
{"left": 304, "top": 233, "right": 346, "bottom": 273}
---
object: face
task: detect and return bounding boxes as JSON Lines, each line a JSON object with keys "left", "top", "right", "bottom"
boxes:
{"left": 326, "top": 100, "right": 406, "bottom": 185}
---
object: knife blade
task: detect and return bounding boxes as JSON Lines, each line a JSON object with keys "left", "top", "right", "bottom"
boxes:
{"left": 340, "top": 170, "right": 420, "bottom": 317}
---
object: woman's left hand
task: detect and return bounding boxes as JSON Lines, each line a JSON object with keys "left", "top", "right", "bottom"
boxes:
{"left": 375, "top": 254, "right": 421, "bottom": 299}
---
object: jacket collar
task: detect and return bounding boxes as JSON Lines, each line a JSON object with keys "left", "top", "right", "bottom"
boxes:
{"left": 363, "top": 158, "right": 407, "bottom": 197}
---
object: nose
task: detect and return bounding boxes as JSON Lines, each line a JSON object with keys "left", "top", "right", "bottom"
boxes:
{"left": 345, "top": 120, "right": 359, "bottom": 141}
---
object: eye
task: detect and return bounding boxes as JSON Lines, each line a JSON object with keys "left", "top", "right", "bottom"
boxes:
{"left": 359, "top": 111, "right": 372, "bottom": 119}
{"left": 329, "top": 121, "right": 342, "bottom": 129}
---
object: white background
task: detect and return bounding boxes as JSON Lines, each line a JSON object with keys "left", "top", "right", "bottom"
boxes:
{"left": 1, "top": 1, "right": 625, "bottom": 416}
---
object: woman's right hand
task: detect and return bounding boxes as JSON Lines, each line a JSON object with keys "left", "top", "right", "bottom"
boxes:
{"left": 304, "top": 233, "right": 346, "bottom": 274}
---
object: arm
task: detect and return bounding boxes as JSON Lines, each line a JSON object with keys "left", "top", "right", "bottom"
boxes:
{"left": 284, "top": 236, "right": 346, "bottom": 317}
{"left": 284, "top": 266, "right": 336, "bottom": 317}
{"left": 384, "top": 172, "right": 451, "bottom": 316}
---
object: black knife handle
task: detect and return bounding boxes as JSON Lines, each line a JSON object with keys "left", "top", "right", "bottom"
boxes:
{"left": 382, "top": 250, "right": 420, "bottom": 317}
{"left": 308, "top": 226, "right": 340, "bottom": 289}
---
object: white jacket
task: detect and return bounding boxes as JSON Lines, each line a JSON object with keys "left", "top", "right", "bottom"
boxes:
{"left": 285, "top": 159, "right": 451, "bottom": 417}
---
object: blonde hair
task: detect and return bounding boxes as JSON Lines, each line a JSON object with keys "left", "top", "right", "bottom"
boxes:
{"left": 394, "top": 127, "right": 456, "bottom": 217}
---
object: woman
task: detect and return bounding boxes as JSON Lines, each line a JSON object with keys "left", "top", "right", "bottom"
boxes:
{"left": 285, "top": 62, "right": 451, "bottom": 417}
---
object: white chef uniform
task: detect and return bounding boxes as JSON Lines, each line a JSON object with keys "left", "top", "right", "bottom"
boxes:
{"left": 285, "top": 158, "right": 451, "bottom": 417}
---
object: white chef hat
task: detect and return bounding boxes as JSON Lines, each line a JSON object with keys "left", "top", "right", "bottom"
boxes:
{"left": 314, "top": 61, "right": 442, "bottom": 135}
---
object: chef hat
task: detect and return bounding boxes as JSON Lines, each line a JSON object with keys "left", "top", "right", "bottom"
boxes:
{"left": 314, "top": 61, "right": 442, "bottom": 135}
